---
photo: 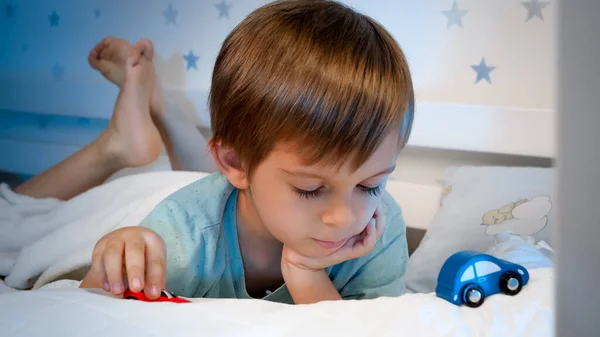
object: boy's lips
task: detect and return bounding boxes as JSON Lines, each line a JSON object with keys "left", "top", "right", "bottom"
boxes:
{"left": 313, "top": 237, "right": 348, "bottom": 249}
{"left": 314, "top": 225, "right": 368, "bottom": 249}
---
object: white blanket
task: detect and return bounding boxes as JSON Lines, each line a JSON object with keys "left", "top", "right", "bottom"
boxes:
{"left": 0, "top": 171, "right": 208, "bottom": 291}
{"left": 0, "top": 268, "right": 554, "bottom": 337}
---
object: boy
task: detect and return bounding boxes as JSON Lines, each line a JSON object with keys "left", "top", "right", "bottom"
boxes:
{"left": 81, "top": 0, "right": 414, "bottom": 305}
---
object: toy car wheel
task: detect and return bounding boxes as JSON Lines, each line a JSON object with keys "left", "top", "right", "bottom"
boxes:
{"left": 125, "top": 296, "right": 138, "bottom": 300}
{"left": 500, "top": 271, "right": 523, "bottom": 295}
{"left": 462, "top": 284, "right": 485, "bottom": 308}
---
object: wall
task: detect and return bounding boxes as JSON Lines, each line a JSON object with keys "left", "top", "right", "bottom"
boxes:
{"left": 0, "top": 0, "right": 556, "bottom": 179}
{"left": 556, "top": 2, "right": 600, "bottom": 335}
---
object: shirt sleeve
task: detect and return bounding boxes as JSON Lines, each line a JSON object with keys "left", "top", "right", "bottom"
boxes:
{"left": 338, "top": 196, "right": 409, "bottom": 300}
{"left": 138, "top": 198, "right": 205, "bottom": 297}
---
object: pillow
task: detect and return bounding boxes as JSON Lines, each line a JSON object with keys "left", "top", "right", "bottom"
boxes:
{"left": 406, "top": 166, "right": 555, "bottom": 294}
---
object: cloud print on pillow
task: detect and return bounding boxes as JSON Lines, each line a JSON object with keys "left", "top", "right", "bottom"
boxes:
{"left": 481, "top": 196, "right": 552, "bottom": 236}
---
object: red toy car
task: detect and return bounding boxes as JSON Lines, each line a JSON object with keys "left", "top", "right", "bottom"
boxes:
{"left": 122, "top": 289, "right": 191, "bottom": 303}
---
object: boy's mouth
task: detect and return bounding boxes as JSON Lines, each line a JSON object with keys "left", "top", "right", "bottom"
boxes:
{"left": 313, "top": 237, "right": 348, "bottom": 249}
{"left": 314, "top": 223, "right": 370, "bottom": 250}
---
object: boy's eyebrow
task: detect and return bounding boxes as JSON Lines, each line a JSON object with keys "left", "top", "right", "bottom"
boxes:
{"left": 280, "top": 165, "right": 396, "bottom": 180}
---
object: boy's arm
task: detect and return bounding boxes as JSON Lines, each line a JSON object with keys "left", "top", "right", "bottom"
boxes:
{"left": 282, "top": 264, "right": 342, "bottom": 304}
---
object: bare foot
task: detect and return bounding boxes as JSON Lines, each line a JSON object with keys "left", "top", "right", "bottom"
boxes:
{"left": 88, "top": 36, "right": 165, "bottom": 119}
{"left": 97, "top": 40, "right": 162, "bottom": 167}
{"left": 88, "top": 36, "right": 130, "bottom": 87}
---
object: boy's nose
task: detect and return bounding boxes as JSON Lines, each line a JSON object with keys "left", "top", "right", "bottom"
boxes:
{"left": 321, "top": 199, "right": 356, "bottom": 229}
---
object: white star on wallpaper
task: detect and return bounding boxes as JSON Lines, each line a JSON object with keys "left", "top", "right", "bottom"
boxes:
{"left": 471, "top": 58, "right": 496, "bottom": 84}
{"left": 48, "top": 11, "right": 59, "bottom": 27}
{"left": 442, "top": 1, "right": 467, "bottom": 29}
{"left": 52, "top": 63, "right": 64, "bottom": 81}
{"left": 184, "top": 50, "right": 199, "bottom": 70}
{"left": 163, "top": 4, "right": 178, "bottom": 24}
{"left": 522, "top": 0, "right": 549, "bottom": 22}
{"left": 5, "top": 3, "right": 15, "bottom": 17}
{"left": 215, "top": 0, "right": 232, "bottom": 20}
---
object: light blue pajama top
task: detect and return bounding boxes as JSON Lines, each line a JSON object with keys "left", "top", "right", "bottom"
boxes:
{"left": 140, "top": 172, "right": 409, "bottom": 304}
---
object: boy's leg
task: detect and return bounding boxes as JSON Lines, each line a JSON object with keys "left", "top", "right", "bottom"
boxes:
{"left": 89, "top": 37, "right": 217, "bottom": 173}
{"left": 15, "top": 41, "right": 161, "bottom": 200}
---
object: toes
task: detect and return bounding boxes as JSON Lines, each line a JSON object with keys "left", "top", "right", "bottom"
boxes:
{"left": 88, "top": 50, "right": 99, "bottom": 68}
{"left": 127, "top": 42, "right": 145, "bottom": 68}
{"left": 139, "top": 38, "right": 154, "bottom": 61}
{"left": 93, "top": 36, "right": 115, "bottom": 55}
{"left": 88, "top": 36, "right": 115, "bottom": 68}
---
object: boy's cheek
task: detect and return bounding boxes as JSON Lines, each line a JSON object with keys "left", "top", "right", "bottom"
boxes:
{"left": 356, "top": 197, "right": 379, "bottom": 226}
{"left": 261, "top": 202, "right": 311, "bottom": 236}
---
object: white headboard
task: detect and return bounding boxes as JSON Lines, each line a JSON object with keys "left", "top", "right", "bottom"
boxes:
{"left": 408, "top": 101, "right": 555, "bottom": 158}
{"left": 385, "top": 100, "right": 555, "bottom": 230}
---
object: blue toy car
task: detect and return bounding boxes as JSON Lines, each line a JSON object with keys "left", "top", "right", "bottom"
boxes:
{"left": 435, "top": 250, "right": 530, "bottom": 308}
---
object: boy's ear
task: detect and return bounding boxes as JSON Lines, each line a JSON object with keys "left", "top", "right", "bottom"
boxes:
{"left": 209, "top": 139, "right": 249, "bottom": 190}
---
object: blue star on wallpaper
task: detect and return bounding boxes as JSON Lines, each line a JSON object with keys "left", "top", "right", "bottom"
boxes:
{"left": 471, "top": 58, "right": 496, "bottom": 84}
{"left": 184, "top": 50, "right": 199, "bottom": 70}
{"left": 52, "top": 63, "right": 64, "bottom": 81}
{"left": 48, "top": 11, "right": 60, "bottom": 27}
{"left": 22, "top": 44, "right": 28, "bottom": 52}
{"left": 163, "top": 4, "right": 178, "bottom": 24}
{"left": 215, "top": 0, "right": 232, "bottom": 20}
{"left": 442, "top": 1, "right": 467, "bottom": 29}
{"left": 522, "top": 0, "right": 549, "bottom": 22}
{"left": 94, "top": 9, "right": 101, "bottom": 19}
{"left": 5, "top": 3, "right": 15, "bottom": 17}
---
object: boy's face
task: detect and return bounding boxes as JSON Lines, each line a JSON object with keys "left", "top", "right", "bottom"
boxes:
{"left": 248, "top": 131, "right": 400, "bottom": 258}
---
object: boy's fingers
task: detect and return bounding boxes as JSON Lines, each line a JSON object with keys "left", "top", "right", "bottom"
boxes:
{"left": 376, "top": 213, "right": 386, "bottom": 238}
{"left": 325, "top": 232, "right": 364, "bottom": 265}
{"left": 103, "top": 240, "right": 126, "bottom": 295}
{"left": 374, "top": 203, "right": 387, "bottom": 238}
{"left": 124, "top": 239, "right": 146, "bottom": 292}
{"left": 90, "top": 243, "right": 109, "bottom": 291}
{"left": 365, "top": 218, "right": 378, "bottom": 248}
{"left": 375, "top": 201, "right": 387, "bottom": 217}
{"left": 349, "top": 219, "right": 377, "bottom": 259}
{"left": 144, "top": 242, "right": 166, "bottom": 300}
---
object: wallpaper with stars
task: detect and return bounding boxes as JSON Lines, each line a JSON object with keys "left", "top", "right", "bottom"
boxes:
{"left": 0, "top": 0, "right": 554, "bottom": 176}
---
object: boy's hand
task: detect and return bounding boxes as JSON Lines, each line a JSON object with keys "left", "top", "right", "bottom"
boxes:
{"left": 282, "top": 203, "right": 387, "bottom": 272}
{"left": 84, "top": 226, "right": 167, "bottom": 300}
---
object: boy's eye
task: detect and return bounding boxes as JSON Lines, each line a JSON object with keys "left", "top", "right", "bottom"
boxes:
{"left": 294, "top": 186, "right": 324, "bottom": 199}
{"left": 294, "top": 185, "right": 382, "bottom": 199}
{"left": 358, "top": 185, "right": 382, "bottom": 197}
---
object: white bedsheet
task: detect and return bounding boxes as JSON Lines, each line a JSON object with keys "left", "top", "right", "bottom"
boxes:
{"left": 0, "top": 268, "right": 553, "bottom": 337}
